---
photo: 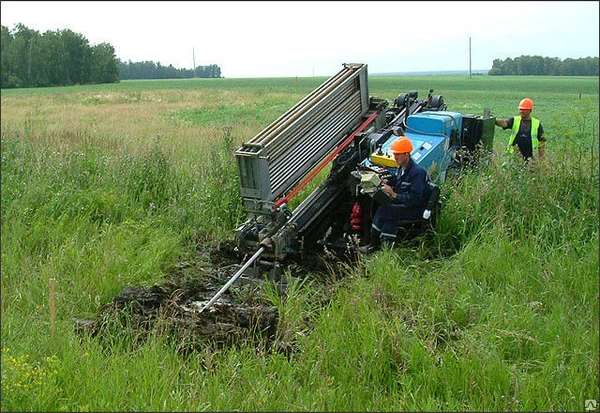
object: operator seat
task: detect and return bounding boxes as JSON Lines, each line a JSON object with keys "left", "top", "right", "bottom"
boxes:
{"left": 395, "top": 182, "right": 441, "bottom": 241}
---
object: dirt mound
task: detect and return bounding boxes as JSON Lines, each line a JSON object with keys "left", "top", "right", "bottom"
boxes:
{"left": 76, "top": 241, "right": 348, "bottom": 354}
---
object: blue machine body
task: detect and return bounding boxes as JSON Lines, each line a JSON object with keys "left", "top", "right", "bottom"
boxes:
{"left": 406, "top": 111, "right": 462, "bottom": 138}
{"left": 365, "top": 111, "right": 462, "bottom": 182}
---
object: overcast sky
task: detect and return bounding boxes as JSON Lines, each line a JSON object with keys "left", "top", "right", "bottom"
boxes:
{"left": 1, "top": 1, "right": 598, "bottom": 78}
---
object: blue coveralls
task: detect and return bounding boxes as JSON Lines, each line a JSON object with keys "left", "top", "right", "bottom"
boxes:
{"left": 371, "top": 158, "right": 431, "bottom": 244}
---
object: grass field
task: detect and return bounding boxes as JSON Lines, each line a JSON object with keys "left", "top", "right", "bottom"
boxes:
{"left": 1, "top": 73, "right": 598, "bottom": 412}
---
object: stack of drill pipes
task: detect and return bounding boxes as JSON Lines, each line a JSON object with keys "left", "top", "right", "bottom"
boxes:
{"left": 268, "top": 106, "right": 361, "bottom": 199}
{"left": 265, "top": 79, "right": 359, "bottom": 160}
{"left": 232, "top": 64, "right": 366, "bottom": 205}
{"left": 268, "top": 102, "right": 362, "bottom": 197}
{"left": 272, "top": 110, "right": 380, "bottom": 212}
{"left": 235, "top": 64, "right": 365, "bottom": 155}
{"left": 270, "top": 101, "right": 360, "bottom": 175}
{"left": 249, "top": 66, "right": 362, "bottom": 148}
{"left": 269, "top": 116, "right": 358, "bottom": 194}
{"left": 269, "top": 95, "right": 361, "bottom": 160}
{"left": 232, "top": 75, "right": 359, "bottom": 194}
{"left": 250, "top": 67, "right": 357, "bottom": 146}
{"left": 265, "top": 81, "right": 359, "bottom": 160}
{"left": 267, "top": 91, "right": 360, "bottom": 178}
{"left": 266, "top": 88, "right": 363, "bottom": 196}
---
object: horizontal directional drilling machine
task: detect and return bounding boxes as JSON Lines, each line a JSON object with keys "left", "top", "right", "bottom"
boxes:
{"left": 205, "top": 63, "right": 495, "bottom": 304}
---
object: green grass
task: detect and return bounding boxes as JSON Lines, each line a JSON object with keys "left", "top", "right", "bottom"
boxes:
{"left": 1, "top": 74, "right": 598, "bottom": 411}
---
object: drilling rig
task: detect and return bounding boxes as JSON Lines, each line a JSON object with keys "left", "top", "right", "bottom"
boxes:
{"left": 227, "top": 63, "right": 494, "bottom": 283}
{"left": 86, "top": 63, "right": 496, "bottom": 343}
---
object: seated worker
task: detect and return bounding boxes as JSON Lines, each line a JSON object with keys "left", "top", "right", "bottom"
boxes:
{"left": 363, "top": 136, "right": 431, "bottom": 252}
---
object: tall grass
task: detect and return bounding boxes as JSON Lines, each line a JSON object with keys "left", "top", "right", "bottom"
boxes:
{"left": 1, "top": 76, "right": 598, "bottom": 411}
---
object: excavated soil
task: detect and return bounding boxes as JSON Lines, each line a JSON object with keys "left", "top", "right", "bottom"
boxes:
{"left": 76, "top": 240, "right": 355, "bottom": 354}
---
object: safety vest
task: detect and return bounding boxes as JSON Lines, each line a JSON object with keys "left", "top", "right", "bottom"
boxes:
{"left": 507, "top": 116, "right": 540, "bottom": 154}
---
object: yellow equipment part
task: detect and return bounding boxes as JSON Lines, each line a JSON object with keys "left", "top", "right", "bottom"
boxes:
{"left": 370, "top": 153, "right": 397, "bottom": 168}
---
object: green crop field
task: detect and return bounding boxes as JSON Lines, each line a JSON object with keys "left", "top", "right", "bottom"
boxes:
{"left": 1, "top": 73, "right": 598, "bottom": 412}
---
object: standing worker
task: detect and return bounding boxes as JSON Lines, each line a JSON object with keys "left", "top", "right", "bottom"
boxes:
{"left": 362, "top": 136, "right": 431, "bottom": 252}
{"left": 495, "top": 98, "right": 546, "bottom": 160}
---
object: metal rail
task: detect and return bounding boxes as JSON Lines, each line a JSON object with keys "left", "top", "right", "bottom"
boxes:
{"left": 198, "top": 246, "right": 266, "bottom": 314}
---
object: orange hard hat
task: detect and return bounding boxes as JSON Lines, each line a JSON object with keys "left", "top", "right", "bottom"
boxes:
{"left": 390, "top": 137, "right": 413, "bottom": 154}
{"left": 518, "top": 98, "right": 534, "bottom": 110}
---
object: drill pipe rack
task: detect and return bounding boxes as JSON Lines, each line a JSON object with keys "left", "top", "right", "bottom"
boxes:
{"left": 234, "top": 63, "right": 370, "bottom": 217}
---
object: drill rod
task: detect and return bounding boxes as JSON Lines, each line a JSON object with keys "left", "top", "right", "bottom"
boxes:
{"left": 199, "top": 246, "right": 266, "bottom": 313}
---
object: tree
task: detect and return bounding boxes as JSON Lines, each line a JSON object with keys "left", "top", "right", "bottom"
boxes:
{"left": 489, "top": 55, "right": 599, "bottom": 76}
{"left": 1, "top": 25, "right": 17, "bottom": 87}
{"left": 38, "top": 30, "right": 64, "bottom": 86}
{"left": 1, "top": 23, "right": 120, "bottom": 88}
{"left": 90, "top": 42, "right": 119, "bottom": 84}
{"left": 2, "top": 23, "right": 224, "bottom": 87}
{"left": 3, "top": 24, "right": 42, "bottom": 87}
{"left": 118, "top": 60, "right": 223, "bottom": 80}
{"left": 56, "top": 29, "right": 91, "bottom": 85}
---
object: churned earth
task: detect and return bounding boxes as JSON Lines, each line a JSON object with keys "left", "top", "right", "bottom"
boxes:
{"left": 75, "top": 240, "right": 352, "bottom": 354}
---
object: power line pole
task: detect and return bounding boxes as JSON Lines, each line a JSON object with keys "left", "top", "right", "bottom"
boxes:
{"left": 193, "top": 47, "right": 196, "bottom": 76}
{"left": 468, "top": 36, "right": 472, "bottom": 79}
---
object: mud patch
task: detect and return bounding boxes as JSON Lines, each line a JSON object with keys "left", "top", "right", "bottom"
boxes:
{"left": 76, "top": 241, "right": 352, "bottom": 354}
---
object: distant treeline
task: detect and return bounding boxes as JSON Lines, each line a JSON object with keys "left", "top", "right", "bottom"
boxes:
{"left": 489, "top": 55, "right": 599, "bottom": 76}
{"left": 1, "top": 23, "right": 222, "bottom": 89}
{"left": 2, "top": 23, "right": 598, "bottom": 89}
{"left": 119, "top": 60, "right": 221, "bottom": 80}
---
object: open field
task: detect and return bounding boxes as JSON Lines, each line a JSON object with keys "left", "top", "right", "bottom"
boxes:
{"left": 1, "top": 73, "right": 598, "bottom": 411}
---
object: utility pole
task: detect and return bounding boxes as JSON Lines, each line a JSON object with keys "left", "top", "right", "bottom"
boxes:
{"left": 468, "top": 36, "right": 472, "bottom": 79}
{"left": 193, "top": 47, "right": 196, "bottom": 77}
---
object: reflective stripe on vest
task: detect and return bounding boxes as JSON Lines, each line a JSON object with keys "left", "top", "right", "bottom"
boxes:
{"left": 507, "top": 116, "right": 540, "bottom": 153}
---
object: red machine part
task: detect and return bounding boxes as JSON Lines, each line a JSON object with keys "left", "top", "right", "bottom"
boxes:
{"left": 350, "top": 201, "right": 363, "bottom": 231}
